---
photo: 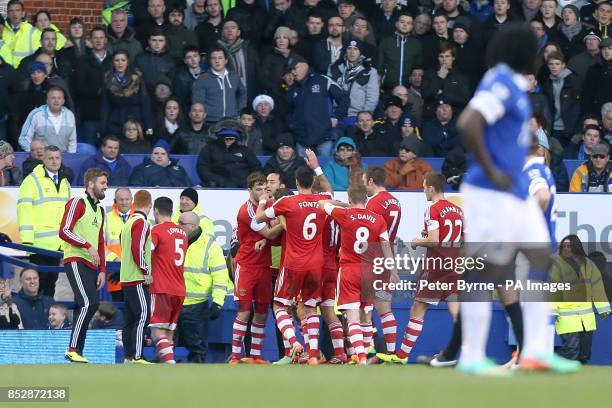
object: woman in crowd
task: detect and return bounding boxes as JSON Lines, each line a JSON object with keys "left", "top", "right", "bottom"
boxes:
{"left": 119, "top": 119, "right": 152, "bottom": 154}
{"left": 154, "top": 98, "right": 187, "bottom": 153}
{"left": 32, "top": 10, "right": 67, "bottom": 50}
{"left": 100, "top": 50, "right": 153, "bottom": 138}
{"left": 128, "top": 140, "right": 192, "bottom": 187}
{"left": 62, "top": 18, "right": 91, "bottom": 68}
{"left": 253, "top": 94, "right": 288, "bottom": 155}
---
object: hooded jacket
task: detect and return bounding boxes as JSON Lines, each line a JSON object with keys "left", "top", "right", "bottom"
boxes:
{"left": 329, "top": 57, "right": 380, "bottom": 117}
{"left": 106, "top": 26, "right": 143, "bottom": 63}
{"left": 128, "top": 156, "right": 192, "bottom": 187}
{"left": 197, "top": 137, "right": 262, "bottom": 187}
{"left": 192, "top": 69, "right": 247, "bottom": 123}
{"left": 541, "top": 68, "right": 581, "bottom": 135}
{"left": 377, "top": 32, "right": 423, "bottom": 90}
{"left": 322, "top": 137, "right": 368, "bottom": 190}
{"left": 134, "top": 48, "right": 176, "bottom": 92}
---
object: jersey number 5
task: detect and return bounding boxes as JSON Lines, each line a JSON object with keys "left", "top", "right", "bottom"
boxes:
{"left": 175, "top": 239, "right": 185, "bottom": 266}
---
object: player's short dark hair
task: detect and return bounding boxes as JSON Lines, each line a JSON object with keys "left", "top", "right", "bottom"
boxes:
{"left": 247, "top": 172, "right": 267, "bottom": 189}
{"left": 208, "top": 47, "right": 228, "bottom": 60}
{"left": 273, "top": 188, "right": 294, "bottom": 200}
{"left": 487, "top": 23, "right": 539, "bottom": 74}
{"left": 424, "top": 172, "right": 446, "bottom": 193}
{"left": 295, "top": 166, "right": 314, "bottom": 189}
{"left": 41, "top": 28, "right": 57, "bottom": 40}
{"left": 84, "top": 168, "right": 109, "bottom": 186}
{"left": 154, "top": 196, "right": 174, "bottom": 216}
{"left": 364, "top": 166, "right": 386, "bottom": 187}
{"left": 348, "top": 183, "right": 368, "bottom": 205}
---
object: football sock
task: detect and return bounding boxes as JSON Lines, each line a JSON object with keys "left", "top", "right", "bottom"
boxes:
{"left": 459, "top": 302, "right": 491, "bottom": 364}
{"left": 274, "top": 309, "right": 297, "bottom": 346}
{"left": 231, "top": 318, "right": 248, "bottom": 359}
{"left": 249, "top": 321, "right": 265, "bottom": 358}
{"left": 329, "top": 321, "right": 346, "bottom": 357}
{"left": 522, "top": 301, "right": 552, "bottom": 358}
{"left": 348, "top": 322, "right": 366, "bottom": 360}
{"left": 156, "top": 336, "right": 174, "bottom": 363}
{"left": 396, "top": 317, "right": 424, "bottom": 360}
{"left": 360, "top": 322, "right": 373, "bottom": 351}
{"left": 380, "top": 312, "right": 397, "bottom": 353}
{"left": 306, "top": 314, "right": 320, "bottom": 359}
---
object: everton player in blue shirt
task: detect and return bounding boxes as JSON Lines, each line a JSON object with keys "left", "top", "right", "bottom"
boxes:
{"left": 457, "top": 24, "right": 580, "bottom": 375}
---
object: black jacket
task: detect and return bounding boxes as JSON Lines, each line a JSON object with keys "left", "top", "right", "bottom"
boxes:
{"left": 350, "top": 128, "right": 396, "bottom": 157}
{"left": 197, "top": 138, "right": 262, "bottom": 187}
{"left": 226, "top": 0, "right": 267, "bottom": 47}
{"left": 118, "top": 138, "right": 152, "bottom": 154}
{"left": 175, "top": 124, "right": 215, "bottom": 155}
{"left": 263, "top": 154, "right": 304, "bottom": 189}
{"left": 263, "top": 5, "right": 306, "bottom": 41}
{"left": 100, "top": 71, "right": 153, "bottom": 136}
{"left": 582, "top": 59, "right": 612, "bottom": 116}
{"left": 421, "top": 68, "right": 471, "bottom": 119}
{"left": 257, "top": 114, "right": 289, "bottom": 155}
{"left": 73, "top": 50, "right": 113, "bottom": 122}
{"left": 134, "top": 49, "right": 176, "bottom": 93}
{"left": 195, "top": 19, "right": 223, "bottom": 54}
{"left": 0, "top": 57, "right": 18, "bottom": 118}
{"left": 129, "top": 156, "right": 192, "bottom": 187}
{"left": 422, "top": 117, "right": 461, "bottom": 158}
{"left": 541, "top": 70, "right": 582, "bottom": 135}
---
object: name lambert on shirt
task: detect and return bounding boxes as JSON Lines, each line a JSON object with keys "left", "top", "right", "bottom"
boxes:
{"left": 381, "top": 198, "right": 400, "bottom": 210}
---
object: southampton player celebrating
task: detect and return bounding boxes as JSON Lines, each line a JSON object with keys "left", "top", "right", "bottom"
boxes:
{"left": 380, "top": 172, "right": 463, "bottom": 364}
{"left": 318, "top": 184, "right": 398, "bottom": 365}
{"left": 256, "top": 165, "right": 331, "bottom": 364}
{"left": 362, "top": 166, "right": 402, "bottom": 357}
{"left": 231, "top": 172, "right": 283, "bottom": 364}
{"left": 457, "top": 24, "right": 579, "bottom": 375}
{"left": 149, "top": 197, "right": 188, "bottom": 364}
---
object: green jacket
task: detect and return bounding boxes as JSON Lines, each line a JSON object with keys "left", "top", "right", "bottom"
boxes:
{"left": 377, "top": 33, "right": 422, "bottom": 91}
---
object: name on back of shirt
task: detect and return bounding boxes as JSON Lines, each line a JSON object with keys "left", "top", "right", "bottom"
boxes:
{"left": 439, "top": 206, "right": 463, "bottom": 218}
{"left": 381, "top": 198, "right": 400, "bottom": 210}
{"left": 298, "top": 201, "right": 319, "bottom": 209}
{"left": 167, "top": 227, "right": 187, "bottom": 236}
{"left": 349, "top": 213, "right": 377, "bottom": 224}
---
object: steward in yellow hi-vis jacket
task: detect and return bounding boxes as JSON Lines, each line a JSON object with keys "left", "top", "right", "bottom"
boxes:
{"left": 176, "top": 211, "right": 229, "bottom": 363}
{"left": 171, "top": 187, "right": 215, "bottom": 237}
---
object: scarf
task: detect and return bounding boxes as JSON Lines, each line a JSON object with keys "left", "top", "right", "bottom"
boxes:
{"left": 338, "top": 56, "right": 366, "bottom": 90}
{"left": 276, "top": 152, "right": 297, "bottom": 172}
{"left": 275, "top": 47, "right": 291, "bottom": 58}
{"left": 560, "top": 22, "right": 582, "bottom": 41}
{"left": 585, "top": 160, "right": 611, "bottom": 192}
{"left": 113, "top": 71, "right": 129, "bottom": 87}
{"left": 218, "top": 38, "right": 245, "bottom": 78}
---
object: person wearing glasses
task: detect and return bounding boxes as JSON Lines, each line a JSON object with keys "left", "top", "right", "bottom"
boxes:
{"left": 569, "top": 142, "right": 611, "bottom": 192}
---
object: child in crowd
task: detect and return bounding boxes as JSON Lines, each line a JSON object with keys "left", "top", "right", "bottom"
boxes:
{"left": 48, "top": 304, "right": 71, "bottom": 330}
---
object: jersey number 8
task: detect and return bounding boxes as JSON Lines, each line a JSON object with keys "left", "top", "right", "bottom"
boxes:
{"left": 354, "top": 227, "right": 369, "bottom": 254}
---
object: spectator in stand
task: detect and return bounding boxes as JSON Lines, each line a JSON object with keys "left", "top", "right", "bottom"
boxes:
{"left": 557, "top": 5, "right": 588, "bottom": 60}
{"left": 451, "top": 16, "right": 484, "bottom": 93}
{"left": 100, "top": 50, "right": 153, "bottom": 137}
{"left": 10, "top": 62, "right": 51, "bottom": 136}
{"left": 404, "top": 66, "right": 425, "bottom": 124}
{"left": 239, "top": 107, "right": 263, "bottom": 155}
{"left": 469, "top": 0, "right": 494, "bottom": 22}
{"left": 119, "top": 119, "right": 152, "bottom": 154}
{"left": 16, "top": 29, "right": 72, "bottom": 83}
{"left": 226, "top": 0, "right": 267, "bottom": 48}
{"left": 539, "top": 0, "right": 561, "bottom": 34}
{"left": 253, "top": 94, "right": 288, "bottom": 155}
{"left": 173, "top": 46, "right": 207, "bottom": 112}
{"left": 376, "top": 96, "right": 404, "bottom": 152}
{"left": 134, "top": 28, "right": 176, "bottom": 93}
{"left": 519, "top": 0, "right": 543, "bottom": 22}
{"left": 73, "top": 27, "right": 112, "bottom": 147}
{"left": 371, "top": 0, "right": 400, "bottom": 42}
{"left": 78, "top": 136, "right": 132, "bottom": 186}
{"left": 328, "top": 40, "right": 379, "bottom": 124}
{"left": 263, "top": 0, "right": 305, "bottom": 42}
{"left": 195, "top": 0, "right": 224, "bottom": 54}
{"left": 568, "top": 30, "right": 602, "bottom": 90}
{"left": 135, "top": 0, "right": 168, "bottom": 47}
{"left": 176, "top": 103, "right": 215, "bottom": 155}
{"left": 293, "top": 13, "right": 325, "bottom": 65}
{"left": 18, "top": 87, "right": 77, "bottom": 153}
{"left": 377, "top": 12, "right": 423, "bottom": 92}
{"left": 11, "top": 268, "right": 54, "bottom": 329}
{"left": 481, "top": 0, "right": 519, "bottom": 44}
{"left": 260, "top": 26, "right": 300, "bottom": 116}
{"left": 47, "top": 303, "right": 71, "bottom": 330}
{"left": 30, "top": 52, "right": 75, "bottom": 111}
{"left": 399, "top": 114, "right": 433, "bottom": 156}
{"left": 565, "top": 115, "right": 602, "bottom": 155}
{"left": 582, "top": 37, "right": 612, "bottom": 116}
{"left": 285, "top": 55, "right": 349, "bottom": 157}
{"left": 263, "top": 132, "right": 304, "bottom": 189}
{"left": 192, "top": 48, "right": 247, "bottom": 124}
{"left": 421, "top": 42, "right": 470, "bottom": 119}
{"left": 422, "top": 98, "right": 460, "bottom": 157}
{"left": 541, "top": 50, "right": 582, "bottom": 145}
{"left": 312, "top": 16, "right": 345, "bottom": 74}
{"left": 62, "top": 18, "right": 91, "bottom": 69}
{"left": 592, "top": 1, "right": 611, "bottom": 36}
{"left": 322, "top": 136, "right": 367, "bottom": 190}
{"left": 184, "top": 0, "right": 208, "bottom": 31}
{"left": 346, "top": 16, "right": 378, "bottom": 66}
{"left": 384, "top": 137, "right": 433, "bottom": 190}
{"left": 0, "top": 278, "right": 21, "bottom": 330}
{"left": 107, "top": 9, "right": 143, "bottom": 64}
{"left": 217, "top": 19, "right": 261, "bottom": 102}
{"left": 31, "top": 10, "right": 67, "bottom": 51}
{"left": 155, "top": 98, "right": 187, "bottom": 153}
{"left": 197, "top": 121, "right": 262, "bottom": 187}
{"left": 338, "top": 0, "right": 376, "bottom": 45}
{"left": 0, "top": 30, "right": 16, "bottom": 142}
{"left": 129, "top": 139, "right": 192, "bottom": 187}
{"left": 569, "top": 142, "right": 611, "bottom": 192}
{"left": 21, "top": 139, "right": 74, "bottom": 182}
{"left": 351, "top": 111, "right": 394, "bottom": 157}
{"left": 165, "top": 6, "right": 199, "bottom": 65}
{"left": 603, "top": 103, "right": 612, "bottom": 144}
{"left": 0, "top": 141, "right": 21, "bottom": 186}
{"left": 564, "top": 125, "right": 603, "bottom": 160}
{"left": 419, "top": 12, "right": 450, "bottom": 71}
{"left": 526, "top": 73, "right": 552, "bottom": 133}
{"left": 2, "top": 0, "right": 37, "bottom": 68}
{"left": 537, "top": 42, "right": 563, "bottom": 84}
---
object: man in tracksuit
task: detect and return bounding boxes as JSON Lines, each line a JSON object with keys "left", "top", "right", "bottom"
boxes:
{"left": 60, "top": 168, "right": 108, "bottom": 363}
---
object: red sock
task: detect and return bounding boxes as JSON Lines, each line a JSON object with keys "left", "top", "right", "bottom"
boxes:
{"left": 283, "top": 337, "right": 291, "bottom": 357}
{"left": 360, "top": 322, "right": 373, "bottom": 351}
{"left": 231, "top": 318, "right": 248, "bottom": 359}
{"left": 306, "top": 314, "right": 320, "bottom": 358}
{"left": 329, "top": 321, "right": 346, "bottom": 357}
{"left": 396, "top": 318, "right": 424, "bottom": 359}
{"left": 300, "top": 318, "right": 310, "bottom": 354}
{"left": 250, "top": 322, "right": 266, "bottom": 358}
{"left": 156, "top": 336, "right": 174, "bottom": 363}
{"left": 380, "top": 312, "right": 397, "bottom": 354}
{"left": 348, "top": 323, "right": 366, "bottom": 360}
{"left": 274, "top": 309, "right": 297, "bottom": 347}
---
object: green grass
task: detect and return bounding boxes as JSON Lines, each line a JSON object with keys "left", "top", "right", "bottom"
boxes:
{"left": 0, "top": 364, "right": 609, "bottom": 408}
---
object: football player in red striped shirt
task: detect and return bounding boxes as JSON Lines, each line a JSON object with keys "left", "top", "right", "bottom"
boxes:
{"left": 363, "top": 166, "right": 402, "bottom": 357}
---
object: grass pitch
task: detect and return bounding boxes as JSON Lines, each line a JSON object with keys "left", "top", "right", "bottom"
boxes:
{"left": 1, "top": 364, "right": 609, "bottom": 408}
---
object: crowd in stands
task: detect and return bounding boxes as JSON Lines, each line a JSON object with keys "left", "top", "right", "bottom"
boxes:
{"left": 0, "top": 0, "right": 610, "bottom": 191}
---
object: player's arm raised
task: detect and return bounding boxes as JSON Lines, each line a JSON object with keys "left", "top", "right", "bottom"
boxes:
{"left": 458, "top": 107, "right": 511, "bottom": 190}
{"left": 305, "top": 148, "right": 333, "bottom": 194}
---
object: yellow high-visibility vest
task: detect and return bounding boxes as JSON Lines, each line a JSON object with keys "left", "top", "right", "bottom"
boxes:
{"left": 32, "top": 24, "right": 67, "bottom": 51}
{"left": 17, "top": 164, "right": 71, "bottom": 250}
{"left": 171, "top": 203, "right": 215, "bottom": 237}
{"left": 2, "top": 21, "right": 37, "bottom": 68}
